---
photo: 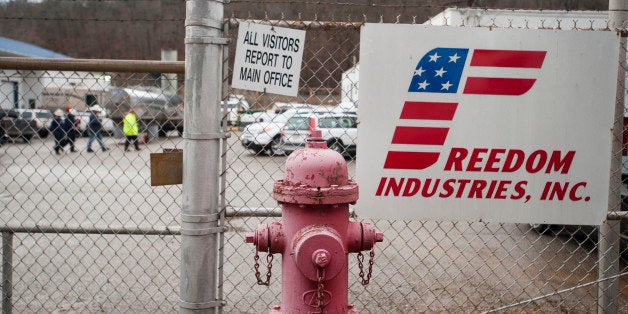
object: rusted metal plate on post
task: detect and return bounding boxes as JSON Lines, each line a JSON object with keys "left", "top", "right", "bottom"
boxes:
{"left": 150, "top": 149, "right": 183, "bottom": 186}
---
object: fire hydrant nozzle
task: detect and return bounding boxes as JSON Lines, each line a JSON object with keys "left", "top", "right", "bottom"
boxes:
{"left": 244, "top": 231, "right": 255, "bottom": 244}
{"left": 245, "top": 222, "right": 286, "bottom": 254}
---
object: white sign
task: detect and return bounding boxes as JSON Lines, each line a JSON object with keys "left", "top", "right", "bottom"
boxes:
{"left": 357, "top": 24, "right": 619, "bottom": 225}
{"left": 232, "top": 22, "right": 306, "bottom": 97}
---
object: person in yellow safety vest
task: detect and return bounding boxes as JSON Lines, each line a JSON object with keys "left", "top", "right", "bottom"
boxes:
{"left": 123, "top": 108, "right": 141, "bottom": 151}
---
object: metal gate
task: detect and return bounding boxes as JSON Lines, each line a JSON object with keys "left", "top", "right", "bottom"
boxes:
{"left": 0, "top": 2, "right": 626, "bottom": 313}
{"left": 221, "top": 8, "right": 628, "bottom": 314}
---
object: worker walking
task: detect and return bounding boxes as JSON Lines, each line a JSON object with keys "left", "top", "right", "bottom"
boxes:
{"left": 63, "top": 108, "right": 78, "bottom": 152}
{"left": 123, "top": 108, "right": 140, "bottom": 151}
{"left": 86, "top": 106, "right": 108, "bottom": 153}
{"left": 50, "top": 109, "right": 65, "bottom": 155}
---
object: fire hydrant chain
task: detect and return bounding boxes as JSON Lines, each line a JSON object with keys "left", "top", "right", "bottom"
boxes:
{"left": 253, "top": 249, "right": 273, "bottom": 286}
{"left": 357, "top": 247, "right": 375, "bottom": 285}
{"left": 316, "top": 268, "right": 325, "bottom": 313}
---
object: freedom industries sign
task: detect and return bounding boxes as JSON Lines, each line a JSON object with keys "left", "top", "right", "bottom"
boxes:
{"left": 357, "top": 24, "right": 619, "bottom": 225}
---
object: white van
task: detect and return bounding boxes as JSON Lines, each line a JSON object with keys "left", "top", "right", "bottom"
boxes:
{"left": 221, "top": 95, "right": 250, "bottom": 126}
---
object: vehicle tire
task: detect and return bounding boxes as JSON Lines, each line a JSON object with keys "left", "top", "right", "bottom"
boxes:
{"left": 22, "top": 134, "right": 32, "bottom": 143}
{"left": 267, "top": 136, "right": 285, "bottom": 156}
{"left": 38, "top": 129, "right": 49, "bottom": 138}
{"left": 328, "top": 139, "right": 344, "bottom": 156}
{"left": 530, "top": 223, "right": 551, "bottom": 234}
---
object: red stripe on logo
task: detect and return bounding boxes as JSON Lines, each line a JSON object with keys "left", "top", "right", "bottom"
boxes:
{"left": 391, "top": 126, "right": 449, "bottom": 145}
{"left": 384, "top": 151, "right": 440, "bottom": 170}
{"left": 463, "top": 77, "right": 537, "bottom": 96}
{"left": 470, "top": 50, "right": 546, "bottom": 68}
{"left": 399, "top": 101, "right": 458, "bottom": 120}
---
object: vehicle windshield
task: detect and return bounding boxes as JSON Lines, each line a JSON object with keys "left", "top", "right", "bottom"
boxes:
{"left": 318, "top": 116, "right": 357, "bottom": 129}
{"left": 22, "top": 112, "right": 32, "bottom": 119}
{"left": 318, "top": 117, "right": 339, "bottom": 128}
{"left": 36, "top": 112, "right": 52, "bottom": 119}
{"left": 285, "top": 117, "right": 310, "bottom": 131}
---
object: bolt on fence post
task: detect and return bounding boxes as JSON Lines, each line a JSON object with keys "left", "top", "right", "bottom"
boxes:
{"left": 2, "top": 231, "right": 13, "bottom": 314}
{"left": 180, "top": 0, "right": 225, "bottom": 313}
{"left": 599, "top": 1, "right": 627, "bottom": 313}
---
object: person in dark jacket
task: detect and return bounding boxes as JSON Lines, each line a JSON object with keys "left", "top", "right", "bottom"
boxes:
{"left": 49, "top": 109, "right": 65, "bottom": 155}
{"left": 62, "top": 107, "right": 78, "bottom": 152}
{"left": 86, "top": 107, "right": 107, "bottom": 152}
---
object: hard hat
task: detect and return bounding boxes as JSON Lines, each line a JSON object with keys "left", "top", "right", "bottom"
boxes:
{"left": 69, "top": 108, "right": 78, "bottom": 115}
{"left": 90, "top": 106, "right": 101, "bottom": 112}
{"left": 129, "top": 109, "right": 136, "bottom": 113}
{"left": 54, "top": 109, "right": 64, "bottom": 116}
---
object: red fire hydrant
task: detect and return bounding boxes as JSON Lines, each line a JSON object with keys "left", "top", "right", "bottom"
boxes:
{"left": 245, "top": 130, "right": 384, "bottom": 313}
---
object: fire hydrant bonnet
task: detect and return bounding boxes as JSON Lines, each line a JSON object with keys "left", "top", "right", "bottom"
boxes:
{"left": 273, "top": 133, "right": 358, "bottom": 205}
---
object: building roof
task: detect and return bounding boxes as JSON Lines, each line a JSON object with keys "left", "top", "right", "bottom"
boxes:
{"left": 0, "top": 36, "right": 70, "bottom": 58}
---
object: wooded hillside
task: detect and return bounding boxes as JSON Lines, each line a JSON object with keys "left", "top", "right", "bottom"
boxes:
{"left": 0, "top": 0, "right": 608, "bottom": 60}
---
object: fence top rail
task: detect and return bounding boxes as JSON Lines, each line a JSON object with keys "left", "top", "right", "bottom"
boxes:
{"left": 0, "top": 57, "right": 185, "bottom": 73}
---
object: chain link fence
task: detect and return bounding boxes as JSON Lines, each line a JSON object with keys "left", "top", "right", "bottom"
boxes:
{"left": 0, "top": 3, "right": 627, "bottom": 313}
{"left": 222, "top": 9, "right": 628, "bottom": 313}
{"left": 0, "top": 67, "right": 185, "bottom": 312}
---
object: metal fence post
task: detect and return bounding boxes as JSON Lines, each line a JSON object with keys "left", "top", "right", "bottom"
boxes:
{"left": 2, "top": 232, "right": 12, "bottom": 314}
{"left": 180, "top": 0, "right": 225, "bottom": 313}
{"left": 600, "top": 1, "right": 627, "bottom": 313}
{"left": 217, "top": 20, "right": 230, "bottom": 314}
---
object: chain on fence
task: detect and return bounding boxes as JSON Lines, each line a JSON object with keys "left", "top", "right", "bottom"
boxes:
{"left": 0, "top": 5, "right": 626, "bottom": 314}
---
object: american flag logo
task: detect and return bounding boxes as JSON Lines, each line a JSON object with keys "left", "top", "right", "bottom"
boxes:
{"left": 384, "top": 48, "right": 547, "bottom": 170}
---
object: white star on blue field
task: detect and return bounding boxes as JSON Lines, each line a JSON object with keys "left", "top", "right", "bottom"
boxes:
{"left": 408, "top": 48, "right": 469, "bottom": 93}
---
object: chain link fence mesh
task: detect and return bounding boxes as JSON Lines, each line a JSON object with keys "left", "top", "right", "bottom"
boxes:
{"left": 222, "top": 10, "right": 628, "bottom": 313}
{"left": 1, "top": 70, "right": 185, "bottom": 312}
{"left": 0, "top": 4, "right": 626, "bottom": 313}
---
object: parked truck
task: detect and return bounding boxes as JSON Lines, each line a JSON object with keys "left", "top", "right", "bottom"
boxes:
{"left": 41, "top": 84, "right": 105, "bottom": 112}
{"left": 103, "top": 87, "right": 184, "bottom": 138}
{"left": 0, "top": 109, "right": 37, "bottom": 143}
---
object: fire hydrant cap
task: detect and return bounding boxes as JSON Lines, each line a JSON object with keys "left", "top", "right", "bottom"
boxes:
{"left": 284, "top": 148, "right": 348, "bottom": 187}
{"left": 273, "top": 135, "right": 358, "bottom": 205}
